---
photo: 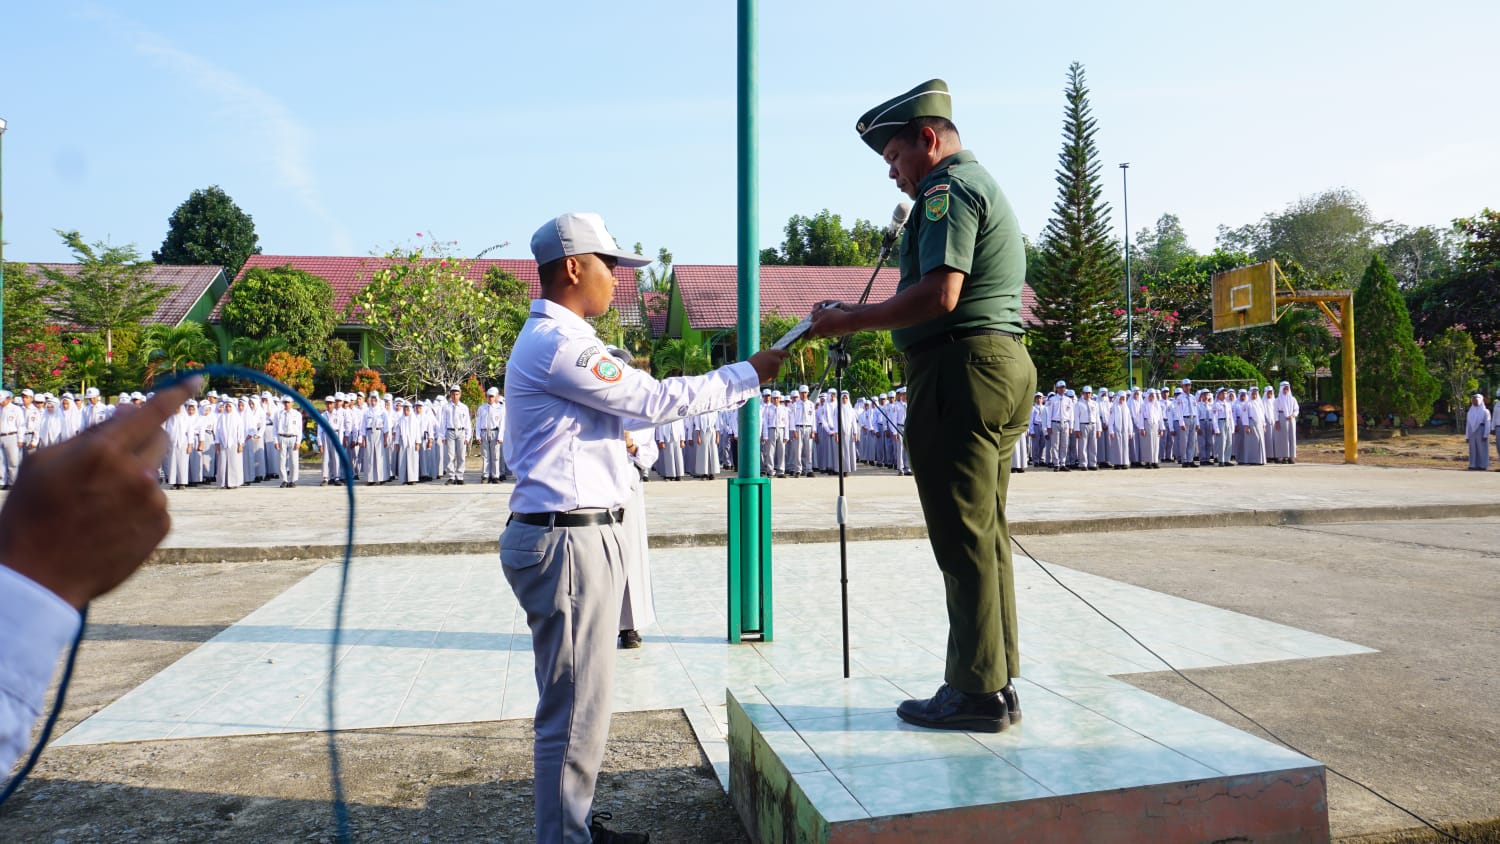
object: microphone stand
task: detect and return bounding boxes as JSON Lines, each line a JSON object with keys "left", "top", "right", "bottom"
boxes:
{"left": 812, "top": 233, "right": 898, "bottom": 680}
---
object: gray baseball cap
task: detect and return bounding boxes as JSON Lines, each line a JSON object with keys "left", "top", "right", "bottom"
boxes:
{"left": 530, "top": 212, "right": 651, "bottom": 268}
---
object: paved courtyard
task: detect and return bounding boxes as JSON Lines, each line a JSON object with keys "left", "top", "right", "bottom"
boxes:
{"left": 2, "top": 464, "right": 1497, "bottom": 842}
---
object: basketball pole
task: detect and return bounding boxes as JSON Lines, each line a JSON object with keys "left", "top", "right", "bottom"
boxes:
{"left": 1213, "top": 260, "right": 1358, "bottom": 465}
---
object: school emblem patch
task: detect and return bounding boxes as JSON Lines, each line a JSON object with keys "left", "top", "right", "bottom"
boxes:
{"left": 591, "top": 357, "right": 623, "bottom": 383}
{"left": 924, "top": 193, "right": 949, "bottom": 221}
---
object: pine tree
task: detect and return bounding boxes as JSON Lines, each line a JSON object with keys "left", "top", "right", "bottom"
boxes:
{"left": 1031, "top": 62, "right": 1124, "bottom": 388}
{"left": 1353, "top": 253, "right": 1439, "bottom": 425}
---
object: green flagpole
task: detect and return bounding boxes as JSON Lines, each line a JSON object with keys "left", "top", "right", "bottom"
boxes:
{"left": 727, "top": 0, "right": 771, "bottom": 642}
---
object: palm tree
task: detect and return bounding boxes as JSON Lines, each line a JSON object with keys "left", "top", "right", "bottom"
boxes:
{"left": 229, "top": 335, "right": 289, "bottom": 370}
{"left": 142, "top": 323, "right": 219, "bottom": 384}
{"left": 846, "top": 330, "right": 902, "bottom": 383}
{"left": 1259, "top": 308, "right": 1335, "bottom": 388}
{"left": 652, "top": 337, "right": 711, "bottom": 377}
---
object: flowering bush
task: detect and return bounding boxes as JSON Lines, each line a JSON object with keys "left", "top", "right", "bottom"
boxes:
{"left": 4, "top": 325, "right": 71, "bottom": 392}
{"left": 263, "top": 351, "right": 316, "bottom": 397}
{"left": 352, "top": 367, "right": 386, "bottom": 395}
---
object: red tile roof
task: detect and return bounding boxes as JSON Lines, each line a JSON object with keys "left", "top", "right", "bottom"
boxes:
{"left": 211, "top": 255, "right": 642, "bottom": 326}
{"left": 29, "top": 263, "right": 224, "bottom": 326}
{"left": 672, "top": 264, "right": 1037, "bottom": 329}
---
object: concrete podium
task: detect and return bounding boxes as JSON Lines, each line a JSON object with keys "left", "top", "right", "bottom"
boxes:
{"left": 727, "top": 674, "right": 1328, "bottom": 843}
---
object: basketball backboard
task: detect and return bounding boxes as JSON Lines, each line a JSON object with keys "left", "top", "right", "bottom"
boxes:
{"left": 1211, "top": 261, "right": 1277, "bottom": 332}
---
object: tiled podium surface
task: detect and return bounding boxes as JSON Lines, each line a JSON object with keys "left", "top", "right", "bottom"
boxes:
{"left": 727, "top": 675, "right": 1327, "bottom": 843}
{"left": 58, "top": 540, "right": 1362, "bottom": 842}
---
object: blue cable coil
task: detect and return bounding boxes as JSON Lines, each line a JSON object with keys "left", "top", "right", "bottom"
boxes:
{"left": 0, "top": 365, "right": 356, "bottom": 844}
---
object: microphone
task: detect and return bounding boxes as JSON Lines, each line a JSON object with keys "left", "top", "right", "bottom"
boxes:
{"left": 877, "top": 201, "right": 912, "bottom": 262}
{"left": 883, "top": 201, "right": 912, "bottom": 245}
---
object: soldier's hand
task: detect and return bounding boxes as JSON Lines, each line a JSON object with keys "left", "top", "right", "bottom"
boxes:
{"left": 0, "top": 377, "right": 202, "bottom": 610}
{"left": 807, "top": 302, "right": 859, "bottom": 339}
{"left": 746, "top": 349, "right": 790, "bottom": 384}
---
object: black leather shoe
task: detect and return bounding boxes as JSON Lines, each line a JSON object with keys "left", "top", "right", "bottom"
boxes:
{"left": 1002, "top": 682, "right": 1022, "bottom": 725}
{"left": 590, "top": 812, "right": 648, "bottom": 843}
{"left": 619, "top": 629, "right": 642, "bottom": 649}
{"left": 896, "top": 684, "right": 1007, "bottom": 732}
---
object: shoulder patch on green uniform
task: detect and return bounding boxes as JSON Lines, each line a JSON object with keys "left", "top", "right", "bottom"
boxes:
{"left": 923, "top": 183, "right": 950, "bottom": 197}
{"left": 576, "top": 345, "right": 601, "bottom": 368}
{"left": 924, "top": 193, "right": 950, "bottom": 221}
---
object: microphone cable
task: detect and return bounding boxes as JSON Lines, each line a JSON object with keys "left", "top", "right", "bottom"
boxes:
{"left": 1009, "top": 533, "right": 1471, "bottom": 844}
{"left": 0, "top": 365, "right": 357, "bottom": 844}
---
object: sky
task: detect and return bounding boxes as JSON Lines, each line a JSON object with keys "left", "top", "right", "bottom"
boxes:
{"left": 2, "top": 0, "right": 1496, "bottom": 269}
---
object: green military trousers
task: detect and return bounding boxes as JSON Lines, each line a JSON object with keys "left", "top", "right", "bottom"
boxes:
{"left": 905, "top": 333, "right": 1036, "bottom": 694}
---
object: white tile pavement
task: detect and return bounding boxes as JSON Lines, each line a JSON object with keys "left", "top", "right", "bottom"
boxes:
{"left": 57, "top": 539, "right": 1375, "bottom": 794}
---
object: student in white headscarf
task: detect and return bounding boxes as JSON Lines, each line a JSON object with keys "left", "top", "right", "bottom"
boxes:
{"left": 164, "top": 401, "right": 194, "bottom": 489}
{"left": 1273, "top": 381, "right": 1300, "bottom": 464}
{"left": 1138, "top": 389, "right": 1164, "bottom": 468}
{"left": 1466, "top": 394, "right": 1492, "bottom": 470}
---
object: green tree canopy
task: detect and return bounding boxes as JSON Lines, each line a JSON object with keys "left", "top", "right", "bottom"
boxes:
{"left": 153, "top": 185, "right": 262, "bottom": 278}
{"left": 1408, "top": 209, "right": 1500, "bottom": 369}
{"left": 761, "top": 210, "right": 887, "bottom": 267}
{"left": 632, "top": 243, "right": 674, "bottom": 294}
{"left": 319, "top": 337, "right": 356, "bottom": 392}
{"left": 1030, "top": 62, "right": 1124, "bottom": 388}
{"left": 221, "top": 264, "right": 337, "bottom": 358}
{"left": 43, "top": 230, "right": 170, "bottom": 360}
{"left": 1423, "top": 327, "right": 1481, "bottom": 427}
{"left": 1353, "top": 253, "right": 1438, "bottom": 424}
{"left": 353, "top": 246, "right": 511, "bottom": 394}
{"left": 844, "top": 358, "right": 891, "bottom": 400}
{"left": 1217, "top": 188, "right": 1378, "bottom": 285}
{"left": 1187, "top": 353, "right": 1262, "bottom": 384}
{"left": 1130, "top": 213, "right": 1197, "bottom": 284}
{"left": 1379, "top": 224, "right": 1454, "bottom": 292}
{"left": 2, "top": 262, "right": 48, "bottom": 383}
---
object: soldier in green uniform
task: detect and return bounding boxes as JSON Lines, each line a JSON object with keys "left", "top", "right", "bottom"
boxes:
{"left": 810, "top": 79, "right": 1037, "bottom": 733}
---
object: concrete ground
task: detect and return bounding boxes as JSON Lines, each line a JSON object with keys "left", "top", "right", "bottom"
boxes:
{"left": 138, "top": 461, "right": 1500, "bottom": 561}
{"left": 2, "top": 465, "right": 1498, "bottom": 842}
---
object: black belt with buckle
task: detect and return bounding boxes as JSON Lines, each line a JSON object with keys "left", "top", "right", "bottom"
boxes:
{"left": 508, "top": 509, "right": 624, "bottom": 528}
{"left": 905, "top": 326, "right": 1022, "bottom": 359}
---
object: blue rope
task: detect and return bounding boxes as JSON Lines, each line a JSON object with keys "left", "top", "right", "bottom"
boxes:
{"left": 0, "top": 365, "right": 356, "bottom": 844}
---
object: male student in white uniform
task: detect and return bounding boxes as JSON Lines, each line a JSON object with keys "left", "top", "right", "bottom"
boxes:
{"left": 501, "top": 212, "right": 787, "bottom": 843}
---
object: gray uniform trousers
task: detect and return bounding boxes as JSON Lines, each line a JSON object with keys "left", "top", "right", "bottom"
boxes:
{"left": 279, "top": 435, "right": 300, "bottom": 483}
{"left": 0, "top": 434, "right": 19, "bottom": 486}
{"left": 1470, "top": 432, "right": 1490, "bottom": 469}
{"left": 1077, "top": 423, "right": 1097, "bottom": 468}
{"left": 1049, "top": 423, "right": 1067, "bottom": 467}
{"left": 447, "top": 431, "right": 469, "bottom": 481}
{"left": 502, "top": 517, "right": 627, "bottom": 844}
{"left": 481, "top": 430, "right": 505, "bottom": 479}
{"left": 791, "top": 426, "right": 812, "bottom": 474}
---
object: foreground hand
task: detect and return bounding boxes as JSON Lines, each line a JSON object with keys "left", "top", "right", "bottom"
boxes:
{"left": 746, "top": 349, "right": 790, "bottom": 383}
{"left": 0, "top": 377, "right": 203, "bottom": 609}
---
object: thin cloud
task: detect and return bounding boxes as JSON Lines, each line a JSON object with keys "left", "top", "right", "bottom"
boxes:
{"left": 84, "top": 6, "right": 353, "bottom": 253}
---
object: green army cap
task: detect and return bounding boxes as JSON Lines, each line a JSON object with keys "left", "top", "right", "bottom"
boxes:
{"left": 855, "top": 78, "right": 952, "bottom": 154}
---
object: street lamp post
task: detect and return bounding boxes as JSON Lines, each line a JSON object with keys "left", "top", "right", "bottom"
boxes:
{"left": 0, "top": 116, "right": 7, "bottom": 386}
{"left": 1120, "top": 162, "right": 1132, "bottom": 387}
